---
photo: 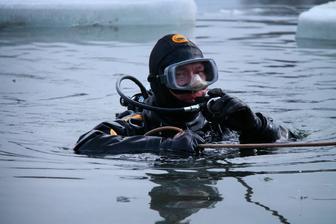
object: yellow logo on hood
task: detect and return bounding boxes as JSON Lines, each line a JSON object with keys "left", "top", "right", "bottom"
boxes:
{"left": 171, "top": 34, "right": 189, "bottom": 43}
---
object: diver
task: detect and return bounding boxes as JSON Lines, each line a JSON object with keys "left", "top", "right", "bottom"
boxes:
{"left": 74, "top": 34, "right": 294, "bottom": 155}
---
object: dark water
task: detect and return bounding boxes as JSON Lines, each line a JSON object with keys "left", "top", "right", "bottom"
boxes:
{"left": 1, "top": 1, "right": 336, "bottom": 223}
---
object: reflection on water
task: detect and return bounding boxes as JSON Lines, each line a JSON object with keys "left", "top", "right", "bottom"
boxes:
{"left": 148, "top": 169, "right": 222, "bottom": 223}
{"left": 236, "top": 176, "right": 290, "bottom": 224}
{"left": 147, "top": 151, "right": 336, "bottom": 223}
{"left": 148, "top": 159, "right": 297, "bottom": 224}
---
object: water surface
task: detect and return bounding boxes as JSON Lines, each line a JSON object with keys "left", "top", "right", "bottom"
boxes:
{"left": 1, "top": 1, "right": 336, "bottom": 223}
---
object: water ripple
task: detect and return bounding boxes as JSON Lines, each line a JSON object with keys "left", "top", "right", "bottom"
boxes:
{"left": 14, "top": 176, "right": 83, "bottom": 180}
{"left": 40, "top": 93, "right": 88, "bottom": 101}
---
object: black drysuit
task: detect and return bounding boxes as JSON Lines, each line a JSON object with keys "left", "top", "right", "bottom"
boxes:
{"left": 74, "top": 93, "right": 292, "bottom": 155}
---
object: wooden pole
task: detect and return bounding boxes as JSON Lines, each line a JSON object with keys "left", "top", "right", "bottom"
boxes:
{"left": 199, "top": 141, "right": 336, "bottom": 149}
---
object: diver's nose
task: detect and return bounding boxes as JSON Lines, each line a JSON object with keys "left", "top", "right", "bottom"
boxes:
{"left": 190, "top": 74, "right": 207, "bottom": 89}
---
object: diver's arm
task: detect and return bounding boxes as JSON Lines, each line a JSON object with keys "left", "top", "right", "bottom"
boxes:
{"left": 73, "top": 129, "right": 163, "bottom": 155}
{"left": 73, "top": 119, "right": 163, "bottom": 154}
{"left": 204, "top": 88, "right": 293, "bottom": 143}
{"left": 74, "top": 122, "right": 203, "bottom": 155}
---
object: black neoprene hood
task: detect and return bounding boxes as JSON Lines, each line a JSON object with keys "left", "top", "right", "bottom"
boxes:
{"left": 149, "top": 34, "right": 203, "bottom": 78}
{"left": 148, "top": 34, "right": 204, "bottom": 107}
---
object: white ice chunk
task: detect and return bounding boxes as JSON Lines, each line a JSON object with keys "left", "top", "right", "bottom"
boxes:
{"left": 0, "top": 0, "right": 196, "bottom": 27}
{"left": 296, "top": 1, "right": 336, "bottom": 40}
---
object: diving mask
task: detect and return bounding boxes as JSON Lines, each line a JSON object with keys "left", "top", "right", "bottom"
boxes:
{"left": 160, "top": 58, "right": 218, "bottom": 91}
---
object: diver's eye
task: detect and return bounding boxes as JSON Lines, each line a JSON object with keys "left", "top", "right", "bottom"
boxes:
{"left": 175, "top": 72, "right": 192, "bottom": 86}
{"left": 194, "top": 63, "right": 205, "bottom": 73}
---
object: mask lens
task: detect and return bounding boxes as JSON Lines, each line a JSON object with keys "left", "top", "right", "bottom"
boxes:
{"left": 175, "top": 63, "right": 206, "bottom": 87}
{"left": 163, "top": 58, "right": 218, "bottom": 91}
{"left": 174, "top": 62, "right": 210, "bottom": 90}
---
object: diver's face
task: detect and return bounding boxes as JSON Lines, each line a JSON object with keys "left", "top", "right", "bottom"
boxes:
{"left": 169, "top": 62, "right": 208, "bottom": 104}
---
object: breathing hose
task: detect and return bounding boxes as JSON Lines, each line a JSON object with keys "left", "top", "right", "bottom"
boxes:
{"left": 116, "top": 75, "right": 201, "bottom": 113}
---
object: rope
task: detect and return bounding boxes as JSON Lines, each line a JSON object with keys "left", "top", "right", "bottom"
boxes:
{"left": 144, "top": 125, "right": 336, "bottom": 149}
{"left": 144, "top": 126, "right": 183, "bottom": 136}
{"left": 199, "top": 141, "right": 336, "bottom": 149}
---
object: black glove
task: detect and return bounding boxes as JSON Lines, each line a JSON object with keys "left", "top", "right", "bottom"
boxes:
{"left": 160, "top": 130, "right": 205, "bottom": 154}
{"left": 203, "top": 88, "right": 262, "bottom": 132}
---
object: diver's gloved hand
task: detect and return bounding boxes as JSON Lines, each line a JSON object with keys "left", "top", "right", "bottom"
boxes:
{"left": 204, "top": 89, "right": 262, "bottom": 132}
{"left": 239, "top": 112, "right": 284, "bottom": 143}
{"left": 160, "top": 130, "right": 205, "bottom": 154}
